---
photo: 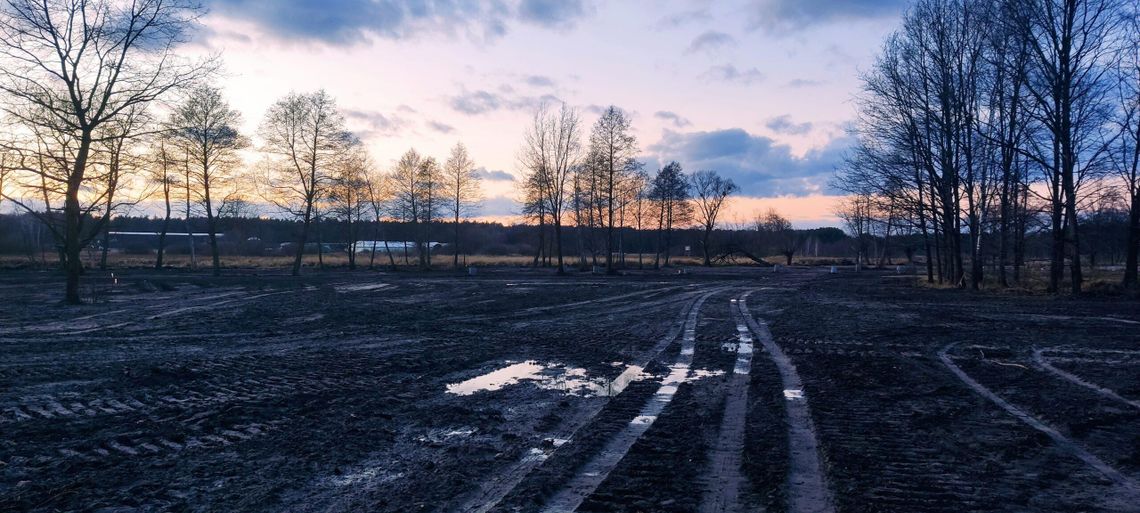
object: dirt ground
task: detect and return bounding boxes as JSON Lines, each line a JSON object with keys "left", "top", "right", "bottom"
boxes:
{"left": 1, "top": 266, "right": 1138, "bottom": 512}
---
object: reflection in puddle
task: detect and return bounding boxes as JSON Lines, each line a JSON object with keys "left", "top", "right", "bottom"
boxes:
{"left": 335, "top": 283, "right": 390, "bottom": 293}
{"left": 332, "top": 468, "right": 404, "bottom": 487}
{"left": 447, "top": 361, "right": 650, "bottom": 397}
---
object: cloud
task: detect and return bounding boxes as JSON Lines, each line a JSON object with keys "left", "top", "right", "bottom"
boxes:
{"left": 686, "top": 30, "right": 736, "bottom": 54}
{"left": 473, "top": 168, "right": 516, "bottom": 181}
{"left": 786, "top": 78, "right": 824, "bottom": 88}
{"left": 517, "top": 0, "right": 590, "bottom": 29}
{"left": 524, "top": 75, "right": 556, "bottom": 87}
{"left": 647, "top": 128, "right": 852, "bottom": 197}
{"left": 747, "top": 0, "right": 907, "bottom": 33}
{"left": 655, "top": 8, "right": 712, "bottom": 29}
{"left": 449, "top": 90, "right": 503, "bottom": 115}
{"left": 448, "top": 89, "right": 561, "bottom": 115}
{"left": 654, "top": 110, "right": 691, "bottom": 128}
{"left": 481, "top": 195, "right": 521, "bottom": 216}
{"left": 204, "top": 0, "right": 590, "bottom": 45}
{"left": 344, "top": 108, "right": 410, "bottom": 138}
{"left": 700, "top": 64, "right": 765, "bottom": 85}
{"left": 583, "top": 104, "right": 609, "bottom": 115}
{"left": 427, "top": 120, "right": 455, "bottom": 134}
{"left": 765, "top": 115, "right": 812, "bottom": 135}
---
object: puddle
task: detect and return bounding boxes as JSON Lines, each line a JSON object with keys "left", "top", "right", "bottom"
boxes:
{"left": 447, "top": 361, "right": 545, "bottom": 395}
{"left": 447, "top": 361, "right": 650, "bottom": 397}
{"left": 332, "top": 468, "right": 404, "bottom": 487}
{"left": 688, "top": 368, "right": 726, "bottom": 381}
{"left": 631, "top": 415, "right": 657, "bottom": 425}
{"left": 335, "top": 283, "right": 390, "bottom": 293}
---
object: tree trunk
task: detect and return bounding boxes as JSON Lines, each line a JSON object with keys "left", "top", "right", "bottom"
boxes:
{"left": 1125, "top": 191, "right": 1140, "bottom": 288}
{"left": 554, "top": 221, "right": 565, "bottom": 274}
{"left": 63, "top": 133, "right": 94, "bottom": 304}
{"left": 292, "top": 201, "right": 313, "bottom": 277}
{"left": 702, "top": 228, "right": 712, "bottom": 267}
{"left": 453, "top": 211, "right": 461, "bottom": 269}
{"left": 156, "top": 183, "right": 171, "bottom": 270}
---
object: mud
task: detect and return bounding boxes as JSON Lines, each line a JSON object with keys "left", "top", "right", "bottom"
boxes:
{"left": 1, "top": 267, "right": 1138, "bottom": 512}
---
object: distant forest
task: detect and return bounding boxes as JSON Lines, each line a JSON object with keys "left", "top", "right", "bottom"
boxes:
{"left": 2, "top": 211, "right": 1134, "bottom": 273}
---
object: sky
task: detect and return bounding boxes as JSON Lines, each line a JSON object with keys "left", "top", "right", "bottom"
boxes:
{"left": 188, "top": 0, "right": 908, "bottom": 228}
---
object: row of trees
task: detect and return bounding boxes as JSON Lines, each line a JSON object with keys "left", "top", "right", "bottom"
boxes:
{"left": 519, "top": 104, "right": 739, "bottom": 273}
{"left": 836, "top": 0, "right": 1139, "bottom": 293}
{"left": 0, "top": 1, "right": 489, "bottom": 302}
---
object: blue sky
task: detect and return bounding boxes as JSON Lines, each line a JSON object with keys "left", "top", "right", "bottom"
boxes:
{"left": 192, "top": 0, "right": 908, "bottom": 226}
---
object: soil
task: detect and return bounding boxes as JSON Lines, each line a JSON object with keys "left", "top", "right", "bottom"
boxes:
{"left": 1, "top": 267, "right": 1138, "bottom": 512}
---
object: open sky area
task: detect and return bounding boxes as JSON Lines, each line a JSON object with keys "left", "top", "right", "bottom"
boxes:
{"left": 186, "top": 0, "right": 908, "bottom": 227}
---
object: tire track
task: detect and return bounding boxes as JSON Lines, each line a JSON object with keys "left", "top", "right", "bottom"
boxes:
{"left": 451, "top": 287, "right": 722, "bottom": 513}
{"left": 1033, "top": 348, "right": 1140, "bottom": 411}
{"left": 940, "top": 342, "right": 1140, "bottom": 503}
{"left": 40, "top": 421, "right": 280, "bottom": 464}
{"left": 699, "top": 292, "right": 757, "bottom": 513}
{"left": 738, "top": 295, "right": 835, "bottom": 513}
{"left": 536, "top": 289, "right": 716, "bottom": 513}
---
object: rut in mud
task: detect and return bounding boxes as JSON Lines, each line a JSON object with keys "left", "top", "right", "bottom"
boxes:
{"left": 698, "top": 293, "right": 756, "bottom": 513}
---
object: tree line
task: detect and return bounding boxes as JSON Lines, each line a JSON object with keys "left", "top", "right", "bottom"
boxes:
{"left": 835, "top": 0, "right": 1139, "bottom": 293}
{"left": 0, "top": 1, "right": 494, "bottom": 302}
{"left": 518, "top": 104, "right": 739, "bottom": 274}
{"left": 0, "top": 0, "right": 753, "bottom": 303}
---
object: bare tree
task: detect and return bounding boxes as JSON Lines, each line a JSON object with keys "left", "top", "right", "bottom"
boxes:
{"left": 837, "top": 193, "right": 876, "bottom": 269}
{"left": 649, "top": 161, "right": 692, "bottom": 267}
{"left": 1115, "top": 6, "right": 1140, "bottom": 287}
{"left": 148, "top": 135, "right": 180, "bottom": 269}
{"left": 588, "top": 106, "right": 639, "bottom": 274}
{"left": 416, "top": 156, "right": 443, "bottom": 269}
{"left": 388, "top": 149, "right": 441, "bottom": 269}
{"left": 759, "top": 209, "right": 802, "bottom": 265}
{"left": 443, "top": 142, "right": 481, "bottom": 268}
{"left": 691, "top": 170, "right": 738, "bottom": 266}
{"left": 0, "top": 0, "right": 212, "bottom": 303}
{"left": 171, "top": 85, "right": 247, "bottom": 276}
{"left": 1018, "top": 0, "right": 1124, "bottom": 294}
{"left": 520, "top": 103, "right": 582, "bottom": 273}
{"left": 364, "top": 166, "right": 397, "bottom": 270}
{"left": 96, "top": 109, "right": 152, "bottom": 270}
{"left": 328, "top": 140, "right": 371, "bottom": 270}
{"left": 260, "top": 90, "right": 350, "bottom": 276}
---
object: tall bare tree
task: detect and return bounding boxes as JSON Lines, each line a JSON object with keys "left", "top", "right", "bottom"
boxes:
{"left": 649, "top": 161, "right": 692, "bottom": 267}
{"left": 1018, "top": 0, "right": 1124, "bottom": 293}
{"left": 0, "top": 0, "right": 212, "bottom": 302}
{"left": 691, "top": 170, "right": 737, "bottom": 266}
{"left": 260, "top": 90, "right": 350, "bottom": 276}
{"left": 588, "top": 106, "right": 638, "bottom": 274}
{"left": 328, "top": 140, "right": 371, "bottom": 270}
{"left": 443, "top": 142, "right": 481, "bottom": 268}
{"left": 148, "top": 135, "right": 179, "bottom": 269}
{"left": 1115, "top": 6, "right": 1140, "bottom": 287}
{"left": 521, "top": 103, "right": 582, "bottom": 273}
{"left": 171, "top": 85, "right": 247, "bottom": 276}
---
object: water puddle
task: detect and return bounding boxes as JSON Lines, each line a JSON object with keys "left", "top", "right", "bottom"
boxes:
{"left": 416, "top": 427, "right": 477, "bottom": 444}
{"left": 446, "top": 360, "right": 650, "bottom": 397}
{"left": 335, "top": 283, "right": 390, "bottom": 293}
{"left": 332, "top": 468, "right": 404, "bottom": 487}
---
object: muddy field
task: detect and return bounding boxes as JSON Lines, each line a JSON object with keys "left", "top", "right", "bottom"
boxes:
{"left": 1, "top": 266, "right": 1138, "bottom": 512}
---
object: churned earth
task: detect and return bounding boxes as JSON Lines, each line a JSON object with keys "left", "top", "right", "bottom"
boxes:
{"left": 0, "top": 266, "right": 1137, "bottom": 512}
